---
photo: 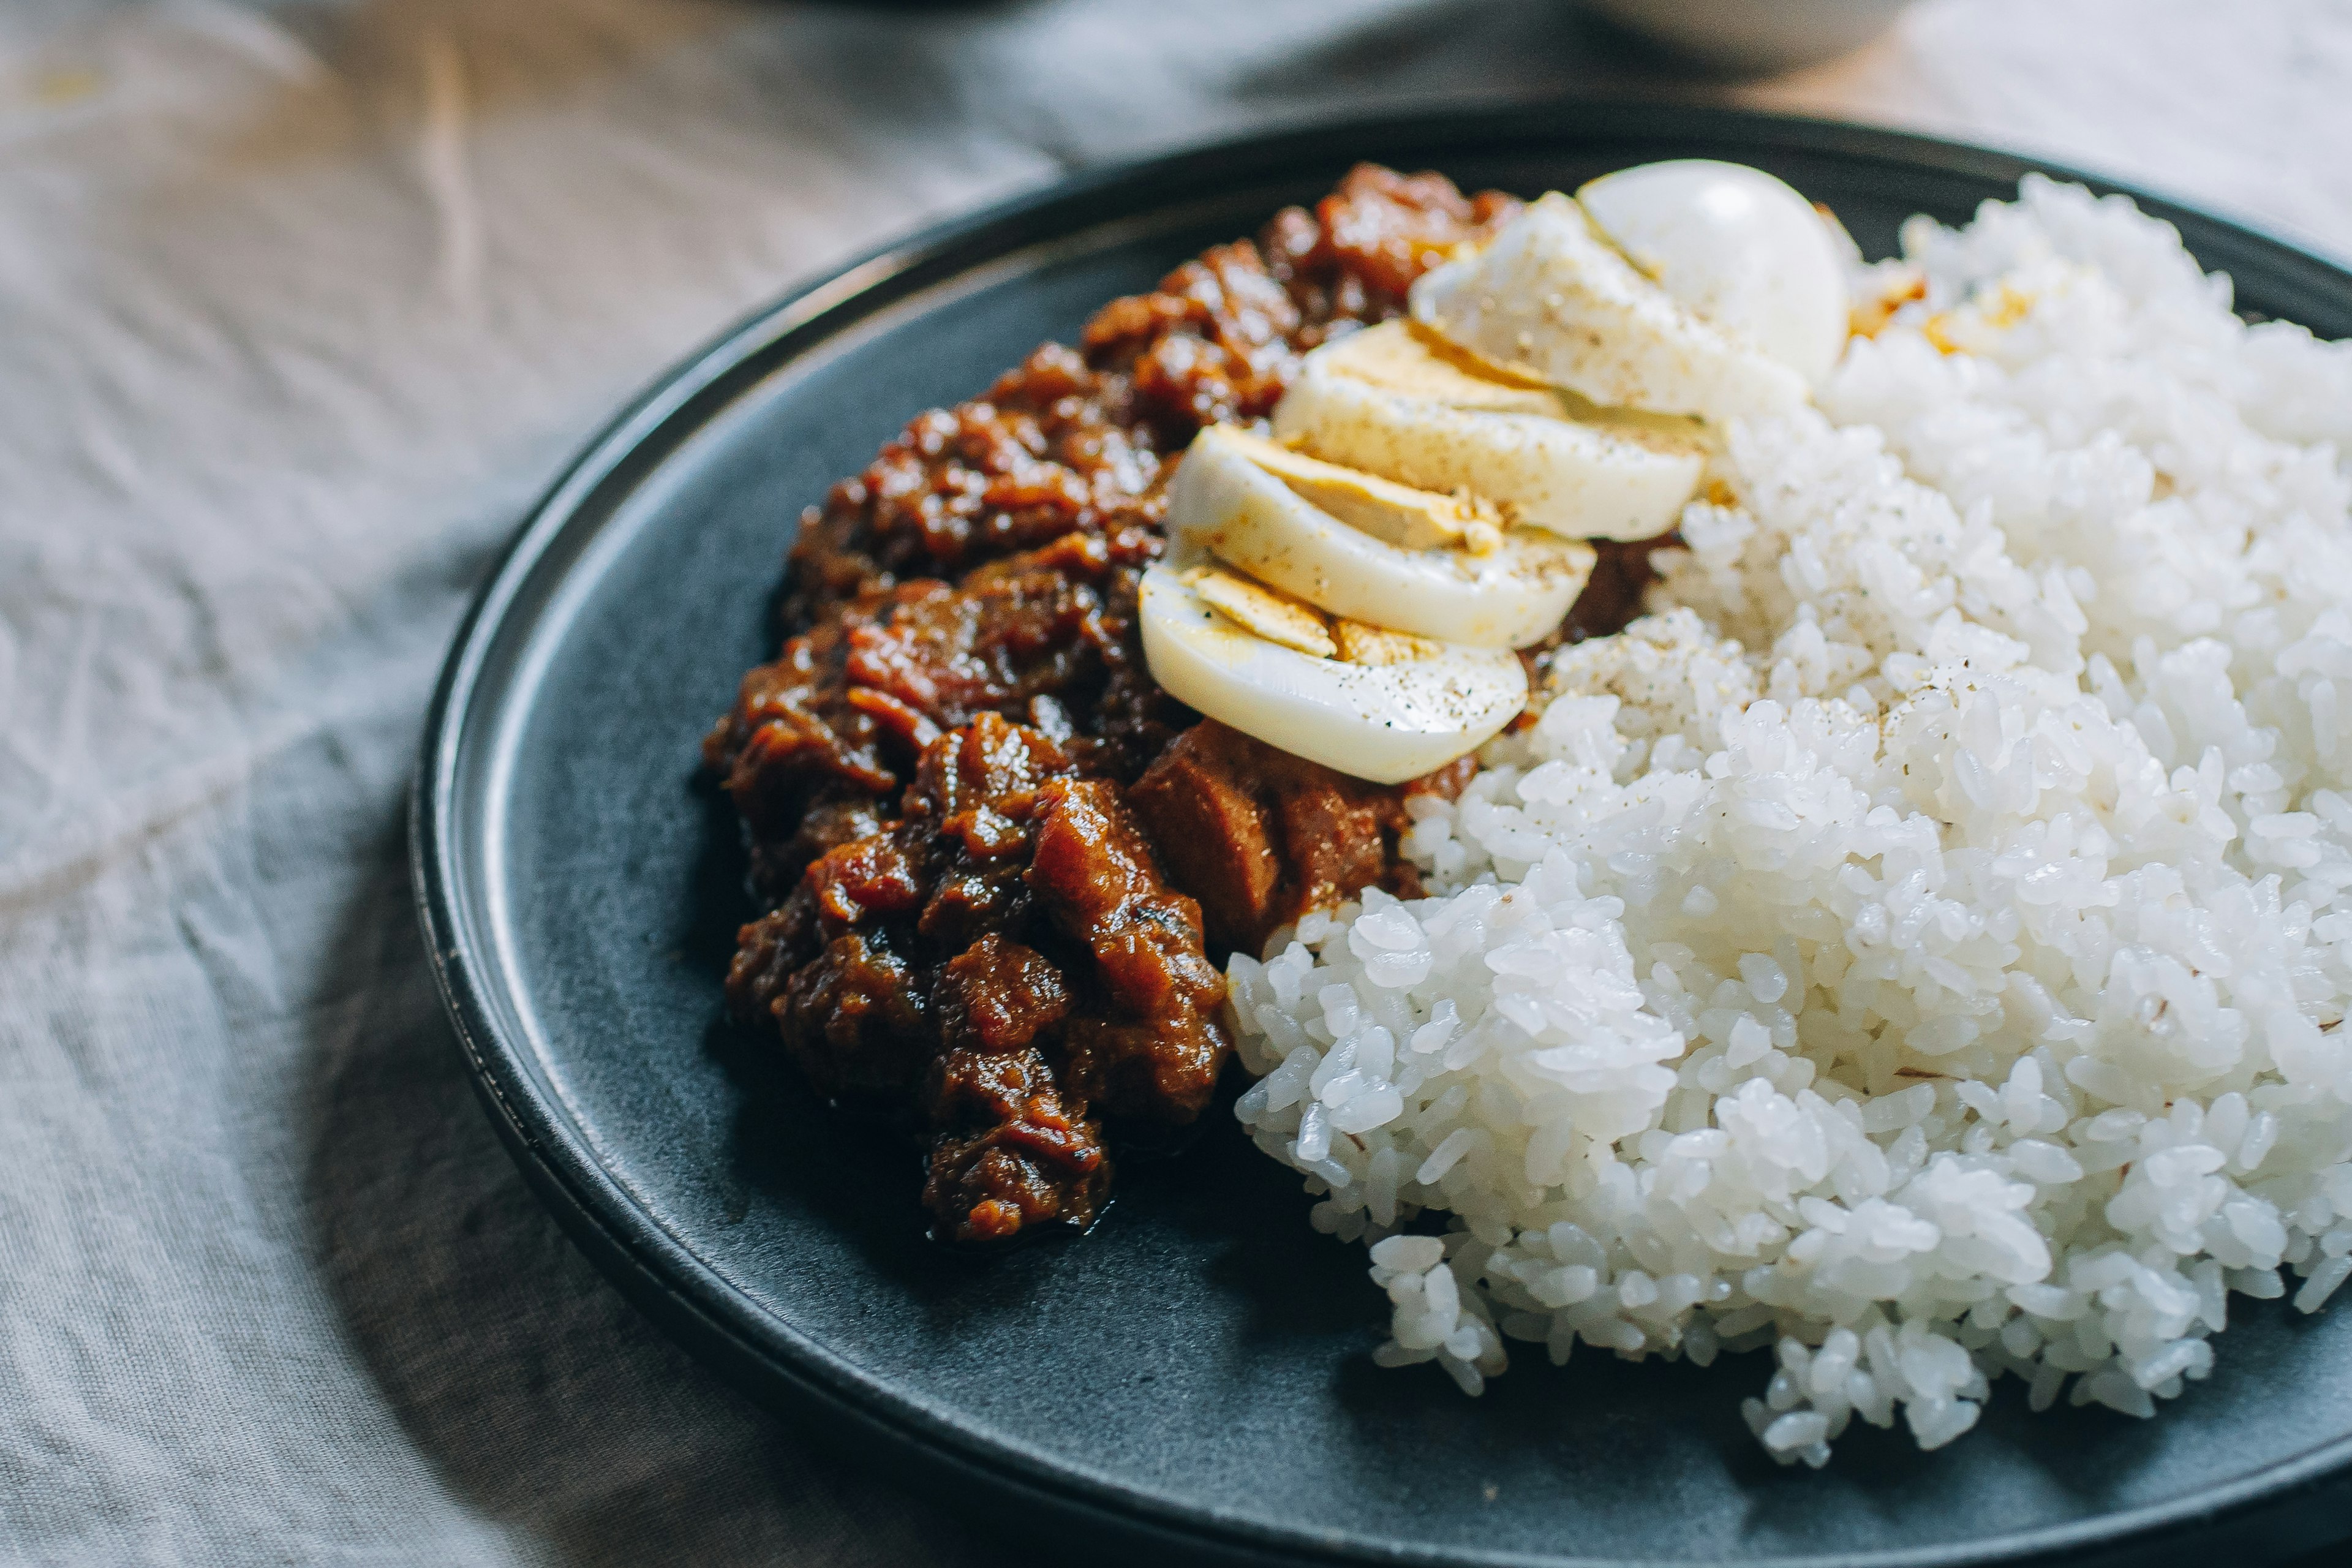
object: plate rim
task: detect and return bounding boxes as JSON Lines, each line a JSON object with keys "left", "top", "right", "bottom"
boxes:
{"left": 412, "top": 97, "right": 2352, "bottom": 1568}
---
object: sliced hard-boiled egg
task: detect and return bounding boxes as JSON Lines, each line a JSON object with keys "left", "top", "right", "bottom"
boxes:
{"left": 1577, "top": 160, "right": 1850, "bottom": 387}
{"left": 1408, "top": 191, "right": 1808, "bottom": 425}
{"left": 1138, "top": 562, "right": 1526, "bottom": 784}
{"left": 1167, "top": 423, "right": 1594, "bottom": 650}
{"left": 1213, "top": 421, "right": 1504, "bottom": 552}
{"left": 1272, "top": 320, "right": 1706, "bottom": 541}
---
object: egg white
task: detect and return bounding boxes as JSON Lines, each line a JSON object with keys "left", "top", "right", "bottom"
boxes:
{"left": 1138, "top": 562, "right": 1527, "bottom": 785}
{"left": 1409, "top": 191, "right": 1808, "bottom": 426}
{"left": 1578, "top": 159, "right": 1850, "bottom": 386}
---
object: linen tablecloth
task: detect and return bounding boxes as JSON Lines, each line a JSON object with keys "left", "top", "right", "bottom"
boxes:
{"left": 7, "top": 1, "right": 2351, "bottom": 1562}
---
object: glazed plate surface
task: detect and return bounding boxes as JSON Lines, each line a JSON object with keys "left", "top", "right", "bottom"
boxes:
{"left": 413, "top": 104, "right": 2352, "bottom": 1567}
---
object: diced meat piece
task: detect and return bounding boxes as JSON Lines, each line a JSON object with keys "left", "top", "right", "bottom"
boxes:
{"left": 907, "top": 715, "right": 1078, "bottom": 949}
{"left": 1027, "top": 778, "right": 1229, "bottom": 1120}
{"left": 923, "top": 1096, "right": 1110, "bottom": 1243}
{"left": 933, "top": 935, "right": 1072, "bottom": 1056}
{"left": 1122, "top": 736, "right": 1281, "bottom": 955}
{"left": 1085, "top": 240, "right": 1305, "bottom": 431}
{"left": 707, "top": 603, "right": 895, "bottom": 844}
{"left": 1262, "top": 163, "right": 1524, "bottom": 328}
{"left": 706, "top": 541, "right": 1184, "bottom": 902}
{"left": 767, "top": 927, "right": 933, "bottom": 1100}
{"left": 1128, "top": 720, "right": 1455, "bottom": 957}
{"left": 1275, "top": 780, "right": 1396, "bottom": 929}
{"left": 804, "top": 826, "right": 930, "bottom": 931}
{"left": 843, "top": 540, "right": 1110, "bottom": 728}
{"left": 782, "top": 342, "right": 1168, "bottom": 630}
{"left": 766, "top": 796, "right": 892, "bottom": 895}
{"left": 921, "top": 937, "right": 1106, "bottom": 1245}
{"left": 725, "top": 899, "right": 814, "bottom": 1036}
{"left": 917, "top": 862, "right": 1031, "bottom": 952}
{"left": 914, "top": 709, "right": 1077, "bottom": 856}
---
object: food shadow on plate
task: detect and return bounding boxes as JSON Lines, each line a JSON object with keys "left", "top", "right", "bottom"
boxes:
{"left": 1291, "top": 1251, "right": 2294, "bottom": 1562}
{"left": 1103, "top": 1073, "right": 1388, "bottom": 1336}
{"left": 1710, "top": 1308, "right": 2352, "bottom": 1568}
{"left": 1331, "top": 1264, "right": 2326, "bottom": 1555}
{"left": 1105, "top": 1038, "right": 2256, "bottom": 1544}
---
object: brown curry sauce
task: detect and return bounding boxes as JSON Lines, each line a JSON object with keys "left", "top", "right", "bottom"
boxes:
{"left": 704, "top": 166, "right": 1661, "bottom": 1245}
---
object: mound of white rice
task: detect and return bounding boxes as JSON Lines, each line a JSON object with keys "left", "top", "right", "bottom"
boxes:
{"left": 1227, "top": 176, "right": 2352, "bottom": 1462}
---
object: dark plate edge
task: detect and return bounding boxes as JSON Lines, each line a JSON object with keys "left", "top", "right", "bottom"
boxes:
{"left": 410, "top": 98, "right": 2352, "bottom": 1568}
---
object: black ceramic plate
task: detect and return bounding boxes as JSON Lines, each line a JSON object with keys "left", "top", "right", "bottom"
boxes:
{"left": 413, "top": 104, "right": 2352, "bottom": 1568}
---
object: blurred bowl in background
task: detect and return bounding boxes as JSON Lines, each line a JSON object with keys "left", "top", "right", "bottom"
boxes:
{"left": 1582, "top": 0, "right": 1917, "bottom": 72}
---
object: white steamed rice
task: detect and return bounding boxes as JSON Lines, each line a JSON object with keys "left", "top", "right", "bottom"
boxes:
{"left": 1226, "top": 176, "right": 2352, "bottom": 1462}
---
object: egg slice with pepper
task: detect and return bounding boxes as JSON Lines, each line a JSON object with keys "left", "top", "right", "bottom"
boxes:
{"left": 1577, "top": 159, "right": 1851, "bottom": 388}
{"left": 1138, "top": 561, "right": 1527, "bottom": 784}
{"left": 1272, "top": 320, "right": 1707, "bottom": 543}
{"left": 1166, "top": 423, "right": 1594, "bottom": 650}
{"left": 1409, "top": 190, "right": 1811, "bottom": 424}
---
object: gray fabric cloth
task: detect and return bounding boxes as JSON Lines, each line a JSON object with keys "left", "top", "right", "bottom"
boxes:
{"left": 4, "top": 1, "right": 2350, "bottom": 1562}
